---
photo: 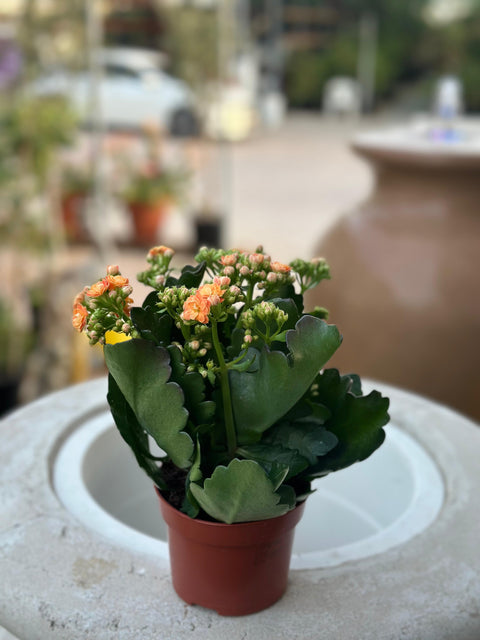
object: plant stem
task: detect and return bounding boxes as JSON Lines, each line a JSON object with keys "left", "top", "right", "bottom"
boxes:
{"left": 235, "top": 281, "right": 255, "bottom": 329}
{"left": 211, "top": 318, "right": 237, "bottom": 458}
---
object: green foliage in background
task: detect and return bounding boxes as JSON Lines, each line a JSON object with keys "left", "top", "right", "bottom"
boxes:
{"left": 284, "top": 0, "right": 431, "bottom": 108}
{"left": 162, "top": 6, "right": 219, "bottom": 92}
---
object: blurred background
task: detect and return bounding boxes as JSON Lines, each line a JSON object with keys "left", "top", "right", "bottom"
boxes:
{"left": 1, "top": 0, "right": 479, "bottom": 421}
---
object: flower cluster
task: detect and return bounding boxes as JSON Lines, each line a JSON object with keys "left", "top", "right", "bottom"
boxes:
{"left": 72, "top": 265, "right": 136, "bottom": 344}
{"left": 74, "top": 245, "right": 331, "bottom": 372}
{"left": 72, "top": 244, "right": 389, "bottom": 525}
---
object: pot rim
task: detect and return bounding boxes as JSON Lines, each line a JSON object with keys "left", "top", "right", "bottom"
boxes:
{"left": 156, "top": 487, "right": 306, "bottom": 544}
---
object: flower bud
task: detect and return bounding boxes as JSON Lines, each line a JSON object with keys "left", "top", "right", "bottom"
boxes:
{"left": 229, "top": 285, "right": 241, "bottom": 296}
{"left": 249, "top": 253, "right": 264, "bottom": 265}
{"left": 209, "top": 294, "right": 222, "bottom": 306}
{"left": 107, "top": 264, "right": 119, "bottom": 275}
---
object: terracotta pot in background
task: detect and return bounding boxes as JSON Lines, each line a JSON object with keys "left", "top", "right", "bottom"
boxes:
{"left": 157, "top": 491, "right": 305, "bottom": 616}
{"left": 61, "top": 193, "right": 88, "bottom": 242}
{"left": 127, "top": 200, "right": 168, "bottom": 246}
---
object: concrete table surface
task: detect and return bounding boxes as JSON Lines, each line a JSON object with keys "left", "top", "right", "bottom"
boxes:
{"left": 1, "top": 378, "right": 480, "bottom": 640}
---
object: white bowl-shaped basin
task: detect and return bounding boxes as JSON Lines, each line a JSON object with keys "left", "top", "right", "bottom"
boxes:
{"left": 53, "top": 410, "right": 444, "bottom": 569}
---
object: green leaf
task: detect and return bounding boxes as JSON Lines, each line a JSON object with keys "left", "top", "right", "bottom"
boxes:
{"left": 131, "top": 306, "right": 173, "bottom": 345}
{"left": 142, "top": 290, "right": 160, "bottom": 310}
{"left": 306, "top": 369, "right": 389, "bottom": 478}
{"left": 182, "top": 439, "right": 203, "bottom": 518}
{"left": 166, "top": 262, "right": 206, "bottom": 288}
{"left": 266, "top": 297, "right": 300, "bottom": 331}
{"left": 107, "top": 374, "right": 166, "bottom": 488}
{"left": 189, "top": 458, "right": 291, "bottom": 523}
{"left": 266, "top": 462, "right": 289, "bottom": 491}
{"left": 276, "top": 484, "right": 297, "bottom": 509}
{"left": 269, "top": 421, "right": 339, "bottom": 465}
{"left": 229, "top": 316, "right": 342, "bottom": 442}
{"left": 266, "top": 283, "right": 303, "bottom": 314}
{"left": 167, "top": 345, "right": 216, "bottom": 425}
{"left": 104, "top": 340, "right": 194, "bottom": 469}
{"left": 238, "top": 442, "right": 309, "bottom": 479}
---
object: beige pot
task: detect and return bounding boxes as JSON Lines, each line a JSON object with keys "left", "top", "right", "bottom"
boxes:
{"left": 309, "top": 133, "right": 480, "bottom": 422}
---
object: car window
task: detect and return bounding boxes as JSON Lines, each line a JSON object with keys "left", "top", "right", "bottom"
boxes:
{"left": 103, "top": 64, "right": 140, "bottom": 81}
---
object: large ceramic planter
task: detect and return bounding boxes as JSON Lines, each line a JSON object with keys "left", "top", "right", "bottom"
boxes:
{"left": 309, "top": 126, "right": 480, "bottom": 422}
{"left": 157, "top": 490, "right": 305, "bottom": 616}
{"left": 127, "top": 200, "right": 168, "bottom": 246}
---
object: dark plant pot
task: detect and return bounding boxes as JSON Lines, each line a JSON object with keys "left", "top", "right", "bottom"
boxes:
{"left": 127, "top": 201, "right": 168, "bottom": 246}
{"left": 157, "top": 490, "right": 305, "bottom": 616}
{"left": 194, "top": 217, "right": 222, "bottom": 250}
{"left": 0, "top": 375, "right": 21, "bottom": 417}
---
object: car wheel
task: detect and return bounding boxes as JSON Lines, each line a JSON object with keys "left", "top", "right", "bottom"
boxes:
{"left": 169, "top": 108, "right": 200, "bottom": 138}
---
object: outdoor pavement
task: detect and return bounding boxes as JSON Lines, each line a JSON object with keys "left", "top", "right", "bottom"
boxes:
{"left": 163, "top": 112, "right": 376, "bottom": 264}
{"left": 228, "top": 112, "right": 375, "bottom": 262}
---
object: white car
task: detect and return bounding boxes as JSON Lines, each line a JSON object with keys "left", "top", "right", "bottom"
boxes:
{"left": 30, "top": 47, "right": 200, "bottom": 136}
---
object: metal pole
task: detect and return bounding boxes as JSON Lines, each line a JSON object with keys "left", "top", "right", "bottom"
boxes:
{"left": 85, "top": 0, "right": 113, "bottom": 260}
{"left": 357, "top": 12, "right": 378, "bottom": 113}
{"left": 265, "top": 0, "right": 284, "bottom": 89}
{"left": 216, "top": 0, "right": 234, "bottom": 246}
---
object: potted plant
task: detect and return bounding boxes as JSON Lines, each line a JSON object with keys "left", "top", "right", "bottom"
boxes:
{"left": 60, "top": 165, "right": 93, "bottom": 242}
{"left": 120, "top": 163, "right": 188, "bottom": 245}
{"left": 72, "top": 245, "right": 390, "bottom": 616}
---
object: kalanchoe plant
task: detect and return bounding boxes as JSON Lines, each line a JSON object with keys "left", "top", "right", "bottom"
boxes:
{"left": 72, "top": 245, "right": 390, "bottom": 524}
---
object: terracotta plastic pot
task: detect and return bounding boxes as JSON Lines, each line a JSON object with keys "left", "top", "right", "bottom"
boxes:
{"left": 127, "top": 200, "right": 168, "bottom": 245}
{"left": 61, "top": 193, "right": 88, "bottom": 242}
{"left": 157, "top": 490, "right": 305, "bottom": 616}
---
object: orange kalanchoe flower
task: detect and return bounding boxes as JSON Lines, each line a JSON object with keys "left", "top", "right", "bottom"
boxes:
{"left": 86, "top": 278, "right": 109, "bottom": 297}
{"left": 123, "top": 297, "right": 134, "bottom": 316}
{"left": 182, "top": 293, "right": 211, "bottom": 324}
{"left": 107, "top": 274, "right": 129, "bottom": 290}
{"left": 249, "top": 253, "right": 264, "bottom": 265}
{"left": 148, "top": 245, "right": 174, "bottom": 258}
{"left": 72, "top": 303, "right": 88, "bottom": 332}
{"left": 220, "top": 253, "right": 237, "bottom": 266}
{"left": 197, "top": 277, "right": 229, "bottom": 306}
{"left": 270, "top": 261, "right": 291, "bottom": 274}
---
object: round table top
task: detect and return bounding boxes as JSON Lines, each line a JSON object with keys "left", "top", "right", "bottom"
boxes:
{"left": 352, "top": 117, "right": 480, "bottom": 169}
{"left": 1, "top": 378, "right": 480, "bottom": 640}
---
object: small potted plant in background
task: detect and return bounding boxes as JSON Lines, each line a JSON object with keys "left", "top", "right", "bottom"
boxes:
{"left": 60, "top": 164, "right": 93, "bottom": 242}
{"left": 121, "top": 163, "right": 188, "bottom": 246}
{"left": 118, "top": 124, "right": 189, "bottom": 246}
{"left": 72, "top": 245, "right": 389, "bottom": 616}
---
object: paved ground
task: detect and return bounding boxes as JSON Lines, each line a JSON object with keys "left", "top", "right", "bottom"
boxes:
{"left": 162, "top": 112, "right": 375, "bottom": 263}
{"left": 228, "top": 113, "right": 374, "bottom": 262}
